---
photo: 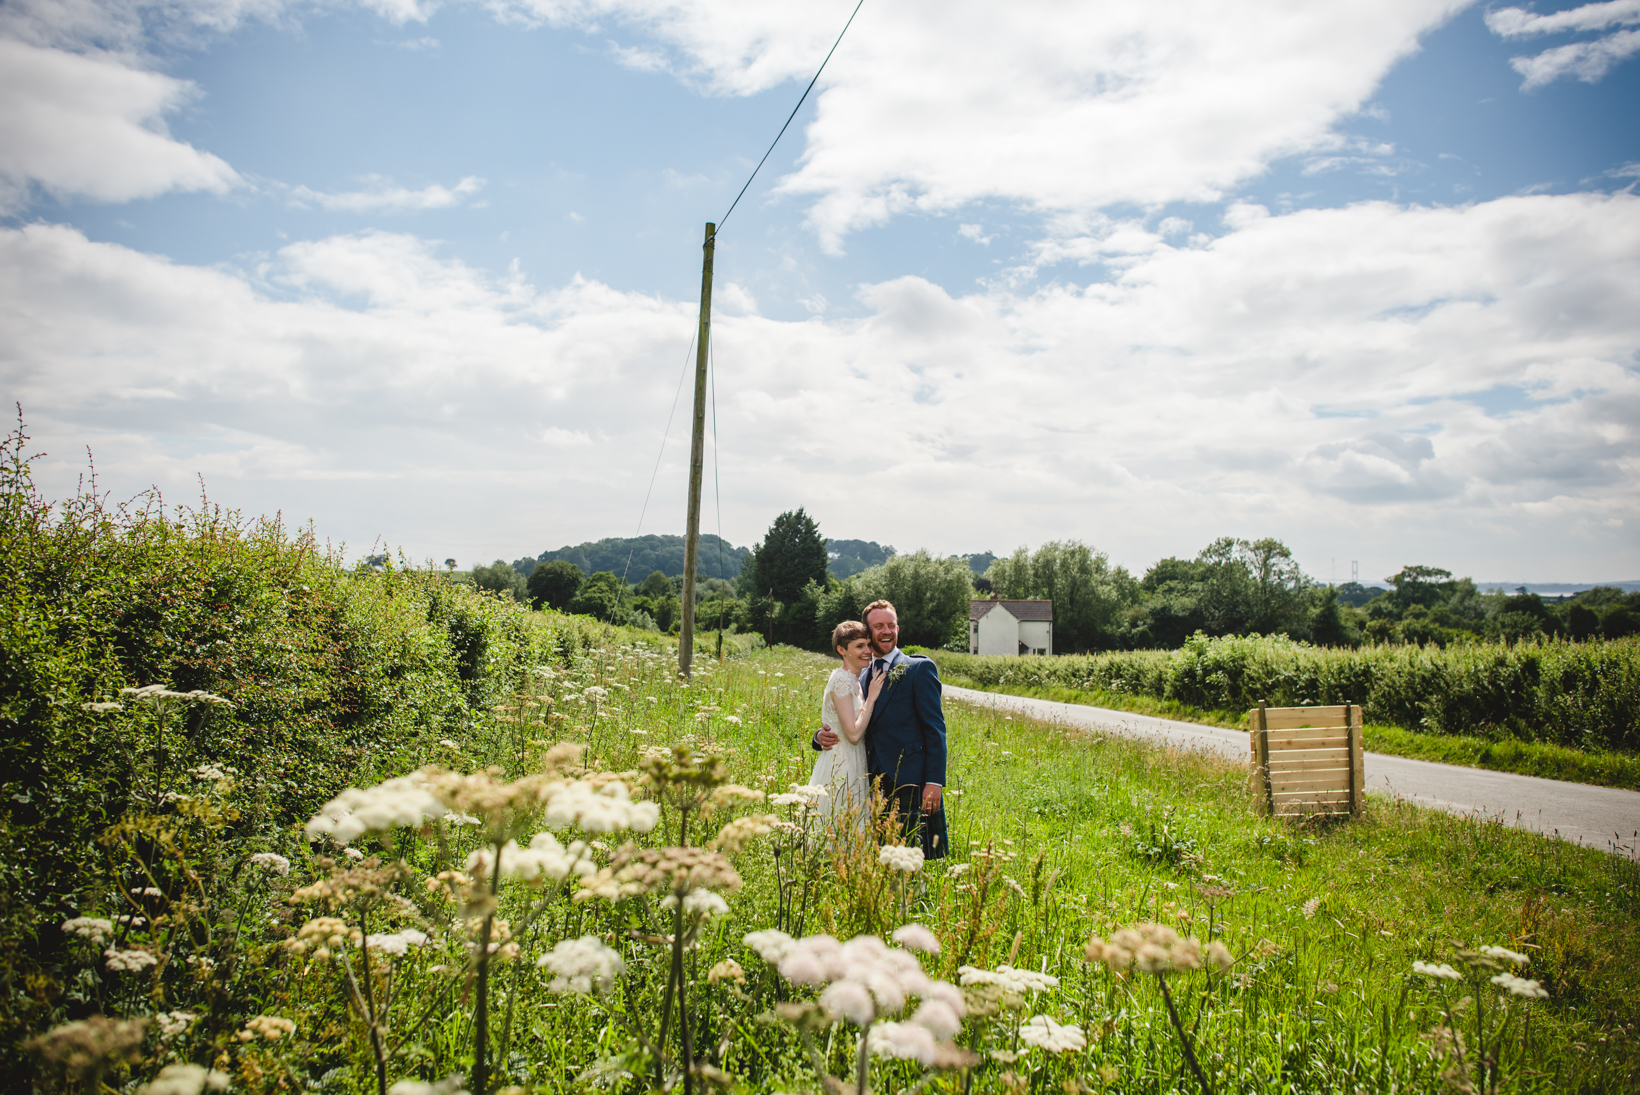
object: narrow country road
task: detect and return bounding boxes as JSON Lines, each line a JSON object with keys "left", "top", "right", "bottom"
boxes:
{"left": 945, "top": 685, "right": 1640, "bottom": 860}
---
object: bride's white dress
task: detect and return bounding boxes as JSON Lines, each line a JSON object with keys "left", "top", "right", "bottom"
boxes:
{"left": 808, "top": 667, "right": 871, "bottom": 832}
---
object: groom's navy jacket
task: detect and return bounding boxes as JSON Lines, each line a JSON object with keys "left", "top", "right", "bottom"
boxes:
{"left": 859, "top": 649, "right": 947, "bottom": 788}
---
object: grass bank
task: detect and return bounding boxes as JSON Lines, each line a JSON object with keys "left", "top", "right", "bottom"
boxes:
{"left": 931, "top": 666, "right": 1640, "bottom": 792}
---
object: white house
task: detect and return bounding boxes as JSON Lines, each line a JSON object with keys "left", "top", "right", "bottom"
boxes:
{"left": 968, "top": 598, "right": 1054, "bottom": 656}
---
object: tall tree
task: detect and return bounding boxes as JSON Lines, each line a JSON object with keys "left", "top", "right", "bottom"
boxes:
{"left": 746, "top": 509, "right": 829, "bottom": 604}
{"left": 527, "top": 559, "right": 584, "bottom": 611}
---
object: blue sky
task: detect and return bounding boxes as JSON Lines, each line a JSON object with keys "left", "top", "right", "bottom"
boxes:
{"left": 3, "top": 0, "right": 1638, "bottom": 582}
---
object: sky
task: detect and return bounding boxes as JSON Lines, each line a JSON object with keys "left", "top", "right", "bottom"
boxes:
{"left": 2, "top": 0, "right": 1638, "bottom": 584}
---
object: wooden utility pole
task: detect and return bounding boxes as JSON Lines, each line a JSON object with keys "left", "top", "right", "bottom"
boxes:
{"left": 679, "top": 222, "right": 715, "bottom": 680}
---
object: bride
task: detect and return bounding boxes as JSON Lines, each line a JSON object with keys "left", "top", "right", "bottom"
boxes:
{"left": 809, "top": 620, "right": 886, "bottom": 831}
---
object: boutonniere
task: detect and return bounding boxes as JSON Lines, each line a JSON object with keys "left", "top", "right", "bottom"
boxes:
{"left": 887, "top": 663, "right": 910, "bottom": 687}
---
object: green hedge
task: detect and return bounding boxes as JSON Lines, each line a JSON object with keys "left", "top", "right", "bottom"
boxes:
{"left": 0, "top": 430, "right": 629, "bottom": 1048}
{"left": 933, "top": 631, "right": 1640, "bottom": 750}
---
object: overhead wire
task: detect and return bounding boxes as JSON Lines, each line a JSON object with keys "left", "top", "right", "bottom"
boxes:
{"left": 716, "top": 0, "right": 868, "bottom": 234}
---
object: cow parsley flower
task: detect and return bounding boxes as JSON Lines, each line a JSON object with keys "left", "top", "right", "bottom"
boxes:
{"left": 1019, "top": 1015, "right": 1086, "bottom": 1053}
{"left": 104, "top": 947, "right": 158, "bottom": 972}
{"left": 138, "top": 1063, "right": 230, "bottom": 1095}
{"left": 305, "top": 775, "right": 446, "bottom": 845}
{"left": 1413, "top": 961, "right": 1463, "bottom": 981}
{"left": 868, "top": 1020, "right": 939, "bottom": 1065}
{"left": 155, "top": 1011, "right": 195, "bottom": 1039}
{"left": 1492, "top": 972, "right": 1548, "bottom": 998}
{"left": 660, "top": 888, "right": 729, "bottom": 919}
{"left": 366, "top": 929, "right": 429, "bottom": 957}
{"left": 249, "top": 852, "right": 292, "bottom": 876}
{"left": 880, "top": 845, "right": 925, "bottom": 873}
{"left": 542, "top": 780, "right": 660, "bottom": 834}
{"left": 1479, "top": 945, "right": 1529, "bottom": 966}
{"left": 61, "top": 917, "right": 114, "bottom": 945}
{"left": 537, "top": 935, "right": 625, "bottom": 996}
{"left": 743, "top": 929, "right": 797, "bottom": 963}
{"left": 236, "top": 1015, "right": 296, "bottom": 1042}
{"left": 892, "top": 924, "right": 941, "bottom": 955}
{"left": 1085, "top": 924, "right": 1205, "bottom": 975}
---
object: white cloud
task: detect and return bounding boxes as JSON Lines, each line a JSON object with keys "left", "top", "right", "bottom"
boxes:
{"left": 0, "top": 39, "right": 240, "bottom": 213}
{"left": 1486, "top": 1, "right": 1640, "bottom": 38}
{"left": 284, "top": 174, "right": 486, "bottom": 213}
{"left": 485, "top": 0, "right": 1468, "bottom": 251}
{"left": 4, "top": 190, "right": 1637, "bottom": 577}
{"left": 1507, "top": 27, "right": 1640, "bottom": 88}
{"left": 1486, "top": 1, "right": 1640, "bottom": 89}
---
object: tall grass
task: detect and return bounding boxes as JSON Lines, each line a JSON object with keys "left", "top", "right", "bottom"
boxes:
{"left": 934, "top": 631, "right": 1640, "bottom": 750}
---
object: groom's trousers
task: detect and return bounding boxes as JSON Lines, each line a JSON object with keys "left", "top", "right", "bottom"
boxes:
{"left": 881, "top": 778, "right": 949, "bottom": 860}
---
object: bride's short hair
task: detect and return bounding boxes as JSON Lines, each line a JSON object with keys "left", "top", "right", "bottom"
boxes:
{"left": 831, "top": 620, "right": 869, "bottom": 651}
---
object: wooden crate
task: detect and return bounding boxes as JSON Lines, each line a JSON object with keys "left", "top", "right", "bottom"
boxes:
{"left": 1248, "top": 702, "right": 1364, "bottom": 818}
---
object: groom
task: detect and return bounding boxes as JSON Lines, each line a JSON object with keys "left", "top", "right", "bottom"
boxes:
{"left": 815, "top": 599, "right": 949, "bottom": 859}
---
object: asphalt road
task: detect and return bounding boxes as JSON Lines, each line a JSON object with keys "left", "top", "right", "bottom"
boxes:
{"left": 945, "top": 685, "right": 1640, "bottom": 860}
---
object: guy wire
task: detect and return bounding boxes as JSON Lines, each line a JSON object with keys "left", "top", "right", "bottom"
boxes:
{"left": 623, "top": 328, "right": 698, "bottom": 589}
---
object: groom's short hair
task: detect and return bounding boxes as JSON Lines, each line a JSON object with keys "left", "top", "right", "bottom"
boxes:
{"left": 863, "top": 599, "right": 896, "bottom": 623}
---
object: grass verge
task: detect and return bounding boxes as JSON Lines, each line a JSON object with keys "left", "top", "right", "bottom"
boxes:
{"left": 935, "top": 669, "right": 1640, "bottom": 792}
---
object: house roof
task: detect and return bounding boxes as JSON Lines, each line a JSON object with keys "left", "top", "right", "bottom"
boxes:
{"left": 970, "top": 598, "right": 1054, "bottom": 622}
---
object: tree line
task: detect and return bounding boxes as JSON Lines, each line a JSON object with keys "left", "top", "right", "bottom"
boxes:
{"left": 464, "top": 510, "right": 1638, "bottom": 652}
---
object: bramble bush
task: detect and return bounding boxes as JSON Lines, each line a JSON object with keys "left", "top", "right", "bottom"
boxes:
{"left": 934, "top": 631, "right": 1640, "bottom": 750}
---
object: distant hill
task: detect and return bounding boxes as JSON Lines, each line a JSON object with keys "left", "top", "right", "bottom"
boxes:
{"left": 827, "top": 539, "right": 895, "bottom": 578}
{"left": 529, "top": 534, "right": 748, "bottom": 581}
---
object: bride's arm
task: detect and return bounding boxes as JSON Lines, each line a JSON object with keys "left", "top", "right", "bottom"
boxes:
{"left": 831, "top": 680, "right": 866, "bottom": 744}
{"left": 850, "top": 670, "right": 886, "bottom": 740}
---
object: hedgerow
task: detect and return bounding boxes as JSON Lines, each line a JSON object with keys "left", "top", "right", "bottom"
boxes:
{"left": 934, "top": 631, "right": 1640, "bottom": 750}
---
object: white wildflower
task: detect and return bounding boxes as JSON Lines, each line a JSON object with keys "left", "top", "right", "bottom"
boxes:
{"left": 743, "top": 929, "right": 797, "bottom": 963}
{"left": 1413, "top": 961, "right": 1463, "bottom": 981}
{"left": 155, "top": 1011, "right": 195, "bottom": 1039}
{"left": 305, "top": 774, "right": 445, "bottom": 845}
{"left": 343, "top": 847, "right": 365, "bottom": 861}
{"left": 958, "top": 964, "right": 1059, "bottom": 995}
{"left": 467, "top": 834, "right": 595, "bottom": 886}
{"left": 725, "top": 715, "right": 742, "bottom": 724}
{"left": 139, "top": 886, "right": 165, "bottom": 897}
{"left": 82, "top": 702, "right": 124, "bottom": 713}
{"left": 138, "top": 1063, "right": 231, "bottom": 1095}
{"left": 1018, "top": 1014, "right": 1086, "bottom": 1054}
{"left": 366, "top": 929, "right": 429, "bottom": 956}
{"left": 104, "top": 947, "right": 158, "bottom": 972}
{"left": 537, "top": 935, "right": 625, "bottom": 996}
{"left": 438, "top": 739, "right": 461, "bottom": 750}
{"left": 249, "top": 852, "right": 292, "bottom": 876}
{"left": 868, "top": 1020, "right": 939, "bottom": 1065}
{"left": 708, "top": 958, "right": 746, "bottom": 985}
{"left": 236, "top": 1015, "right": 296, "bottom": 1041}
{"left": 192, "top": 763, "right": 230, "bottom": 782}
{"left": 892, "top": 924, "right": 941, "bottom": 954}
{"left": 660, "top": 888, "right": 729, "bottom": 919}
{"left": 542, "top": 780, "right": 660, "bottom": 834}
{"left": 61, "top": 917, "right": 114, "bottom": 945}
{"left": 1479, "top": 945, "right": 1529, "bottom": 966}
{"left": 1492, "top": 972, "right": 1548, "bottom": 998}
{"left": 879, "top": 845, "right": 925, "bottom": 873}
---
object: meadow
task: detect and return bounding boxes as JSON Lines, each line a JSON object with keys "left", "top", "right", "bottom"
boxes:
{"left": 14, "top": 633, "right": 1640, "bottom": 1094}
{"left": 5, "top": 435, "right": 1638, "bottom": 1094}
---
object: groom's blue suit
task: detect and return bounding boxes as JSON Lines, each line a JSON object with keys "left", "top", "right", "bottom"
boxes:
{"left": 860, "top": 648, "right": 950, "bottom": 859}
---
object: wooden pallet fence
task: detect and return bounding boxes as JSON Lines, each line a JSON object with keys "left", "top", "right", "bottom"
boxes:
{"left": 1248, "top": 700, "right": 1365, "bottom": 818}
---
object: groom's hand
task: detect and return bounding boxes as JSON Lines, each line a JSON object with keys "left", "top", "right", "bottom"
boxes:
{"left": 814, "top": 725, "right": 839, "bottom": 750}
{"left": 921, "top": 784, "right": 942, "bottom": 813}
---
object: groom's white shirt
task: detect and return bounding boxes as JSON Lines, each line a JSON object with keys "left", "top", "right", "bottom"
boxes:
{"left": 867, "top": 646, "right": 939, "bottom": 791}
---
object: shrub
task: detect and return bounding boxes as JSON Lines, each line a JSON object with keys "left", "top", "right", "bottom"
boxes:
{"left": 934, "top": 632, "right": 1640, "bottom": 750}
